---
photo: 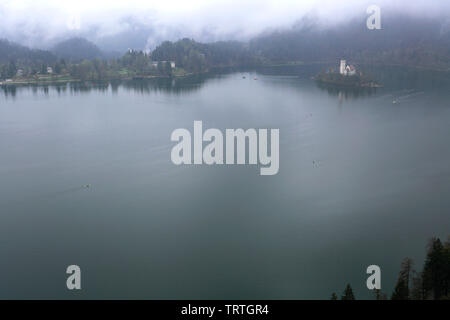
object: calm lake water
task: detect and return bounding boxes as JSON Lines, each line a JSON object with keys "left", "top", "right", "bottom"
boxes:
{"left": 1, "top": 66, "right": 450, "bottom": 299}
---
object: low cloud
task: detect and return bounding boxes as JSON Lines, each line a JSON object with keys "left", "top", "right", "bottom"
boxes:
{"left": 0, "top": 0, "right": 449, "bottom": 51}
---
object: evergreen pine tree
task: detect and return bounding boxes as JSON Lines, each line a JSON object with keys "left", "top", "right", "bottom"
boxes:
{"left": 391, "top": 278, "right": 409, "bottom": 300}
{"left": 392, "top": 258, "right": 414, "bottom": 300}
{"left": 411, "top": 271, "right": 427, "bottom": 300}
{"left": 423, "top": 238, "right": 445, "bottom": 299}
{"left": 341, "top": 284, "right": 355, "bottom": 300}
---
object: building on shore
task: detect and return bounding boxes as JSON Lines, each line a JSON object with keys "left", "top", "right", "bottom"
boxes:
{"left": 152, "top": 61, "right": 176, "bottom": 68}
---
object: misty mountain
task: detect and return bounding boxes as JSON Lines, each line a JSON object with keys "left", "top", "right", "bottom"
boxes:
{"left": 52, "top": 38, "right": 104, "bottom": 62}
{"left": 0, "top": 39, "right": 56, "bottom": 65}
{"left": 250, "top": 13, "right": 450, "bottom": 69}
{"left": 148, "top": 13, "right": 450, "bottom": 71}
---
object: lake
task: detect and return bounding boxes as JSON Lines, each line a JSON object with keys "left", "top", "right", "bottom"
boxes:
{"left": 1, "top": 66, "right": 450, "bottom": 299}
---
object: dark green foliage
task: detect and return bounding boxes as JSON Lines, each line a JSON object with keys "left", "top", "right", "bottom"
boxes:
{"left": 391, "top": 278, "right": 409, "bottom": 300}
{"left": 151, "top": 38, "right": 260, "bottom": 73}
{"left": 249, "top": 13, "right": 450, "bottom": 70}
{"left": 315, "top": 70, "right": 379, "bottom": 87}
{"left": 390, "top": 238, "right": 450, "bottom": 300}
{"left": 157, "top": 61, "right": 165, "bottom": 74}
{"left": 373, "top": 289, "right": 387, "bottom": 300}
{"left": 444, "top": 238, "right": 450, "bottom": 299}
{"left": 164, "top": 61, "right": 172, "bottom": 76}
{"left": 0, "top": 39, "right": 56, "bottom": 79}
{"left": 341, "top": 284, "right": 355, "bottom": 300}
{"left": 410, "top": 271, "right": 427, "bottom": 300}
{"left": 52, "top": 38, "right": 103, "bottom": 62}
{"left": 391, "top": 258, "right": 413, "bottom": 300}
{"left": 0, "top": 39, "right": 56, "bottom": 65}
{"left": 391, "top": 237, "right": 449, "bottom": 300}
{"left": 330, "top": 292, "right": 338, "bottom": 300}
{"left": 0, "top": 60, "right": 18, "bottom": 78}
{"left": 422, "top": 238, "right": 449, "bottom": 299}
{"left": 151, "top": 39, "right": 209, "bottom": 73}
{"left": 40, "top": 63, "right": 48, "bottom": 75}
{"left": 69, "top": 59, "right": 109, "bottom": 81}
{"left": 330, "top": 237, "right": 449, "bottom": 300}
{"left": 120, "top": 50, "right": 153, "bottom": 74}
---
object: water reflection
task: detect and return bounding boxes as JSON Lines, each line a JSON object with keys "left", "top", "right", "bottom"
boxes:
{"left": 0, "top": 75, "right": 212, "bottom": 99}
{"left": 1, "top": 64, "right": 450, "bottom": 299}
{"left": 314, "top": 64, "right": 450, "bottom": 103}
{"left": 315, "top": 81, "right": 377, "bottom": 102}
{"left": 1, "top": 65, "right": 449, "bottom": 100}
{"left": 362, "top": 65, "right": 450, "bottom": 90}
{"left": 1, "top": 85, "right": 17, "bottom": 98}
{"left": 120, "top": 76, "right": 208, "bottom": 95}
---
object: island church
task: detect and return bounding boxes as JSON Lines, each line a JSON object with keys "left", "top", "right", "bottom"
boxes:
{"left": 339, "top": 60, "right": 356, "bottom": 76}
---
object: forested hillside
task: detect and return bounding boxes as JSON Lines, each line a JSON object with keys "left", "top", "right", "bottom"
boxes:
{"left": 0, "top": 39, "right": 56, "bottom": 64}
{"left": 151, "top": 38, "right": 260, "bottom": 73}
{"left": 52, "top": 38, "right": 104, "bottom": 62}
{"left": 250, "top": 14, "right": 450, "bottom": 69}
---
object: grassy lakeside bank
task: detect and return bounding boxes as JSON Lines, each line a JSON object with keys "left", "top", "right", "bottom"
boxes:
{"left": 0, "top": 68, "right": 193, "bottom": 86}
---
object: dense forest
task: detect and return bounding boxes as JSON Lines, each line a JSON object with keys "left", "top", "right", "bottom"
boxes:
{"left": 0, "top": 38, "right": 260, "bottom": 81}
{"left": 52, "top": 37, "right": 104, "bottom": 62}
{"left": 331, "top": 236, "right": 450, "bottom": 300}
{"left": 250, "top": 14, "right": 450, "bottom": 69}
{"left": 151, "top": 39, "right": 260, "bottom": 73}
{"left": 314, "top": 71, "right": 380, "bottom": 88}
{"left": 0, "top": 39, "right": 57, "bottom": 78}
{"left": 0, "top": 46, "right": 176, "bottom": 81}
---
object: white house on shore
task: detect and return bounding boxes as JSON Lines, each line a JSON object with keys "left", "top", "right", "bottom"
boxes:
{"left": 339, "top": 60, "right": 356, "bottom": 76}
{"left": 152, "top": 61, "right": 176, "bottom": 68}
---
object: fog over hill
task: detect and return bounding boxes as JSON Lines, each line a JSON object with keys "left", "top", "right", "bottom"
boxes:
{"left": 0, "top": 39, "right": 56, "bottom": 64}
{"left": 1, "top": 0, "right": 450, "bottom": 53}
{"left": 51, "top": 38, "right": 104, "bottom": 62}
{"left": 250, "top": 13, "right": 450, "bottom": 66}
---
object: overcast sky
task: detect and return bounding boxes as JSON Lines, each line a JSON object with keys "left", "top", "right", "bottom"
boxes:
{"left": 1, "top": 0, "right": 449, "bottom": 50}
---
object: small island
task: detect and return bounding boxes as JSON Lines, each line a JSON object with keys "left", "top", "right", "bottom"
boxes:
{"left": 314, "top": 60, "right": 382, "bottom": 88}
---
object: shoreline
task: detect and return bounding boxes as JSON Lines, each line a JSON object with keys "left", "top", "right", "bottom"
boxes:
{"left": 0, "top": 71, "right": 197, "bottom": 87}
{"left": 314, "top": 77, "right": 383, "bottom": 88}
{"left": 2, "top": 62, "right": 449, "bottom": 87}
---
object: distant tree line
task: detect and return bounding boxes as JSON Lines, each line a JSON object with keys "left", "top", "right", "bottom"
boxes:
{"left": 331, "top": 236, "right": 450, "bottom": 300}
{"left": 0, "top": 49, "right": 175, "bottom": 81}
